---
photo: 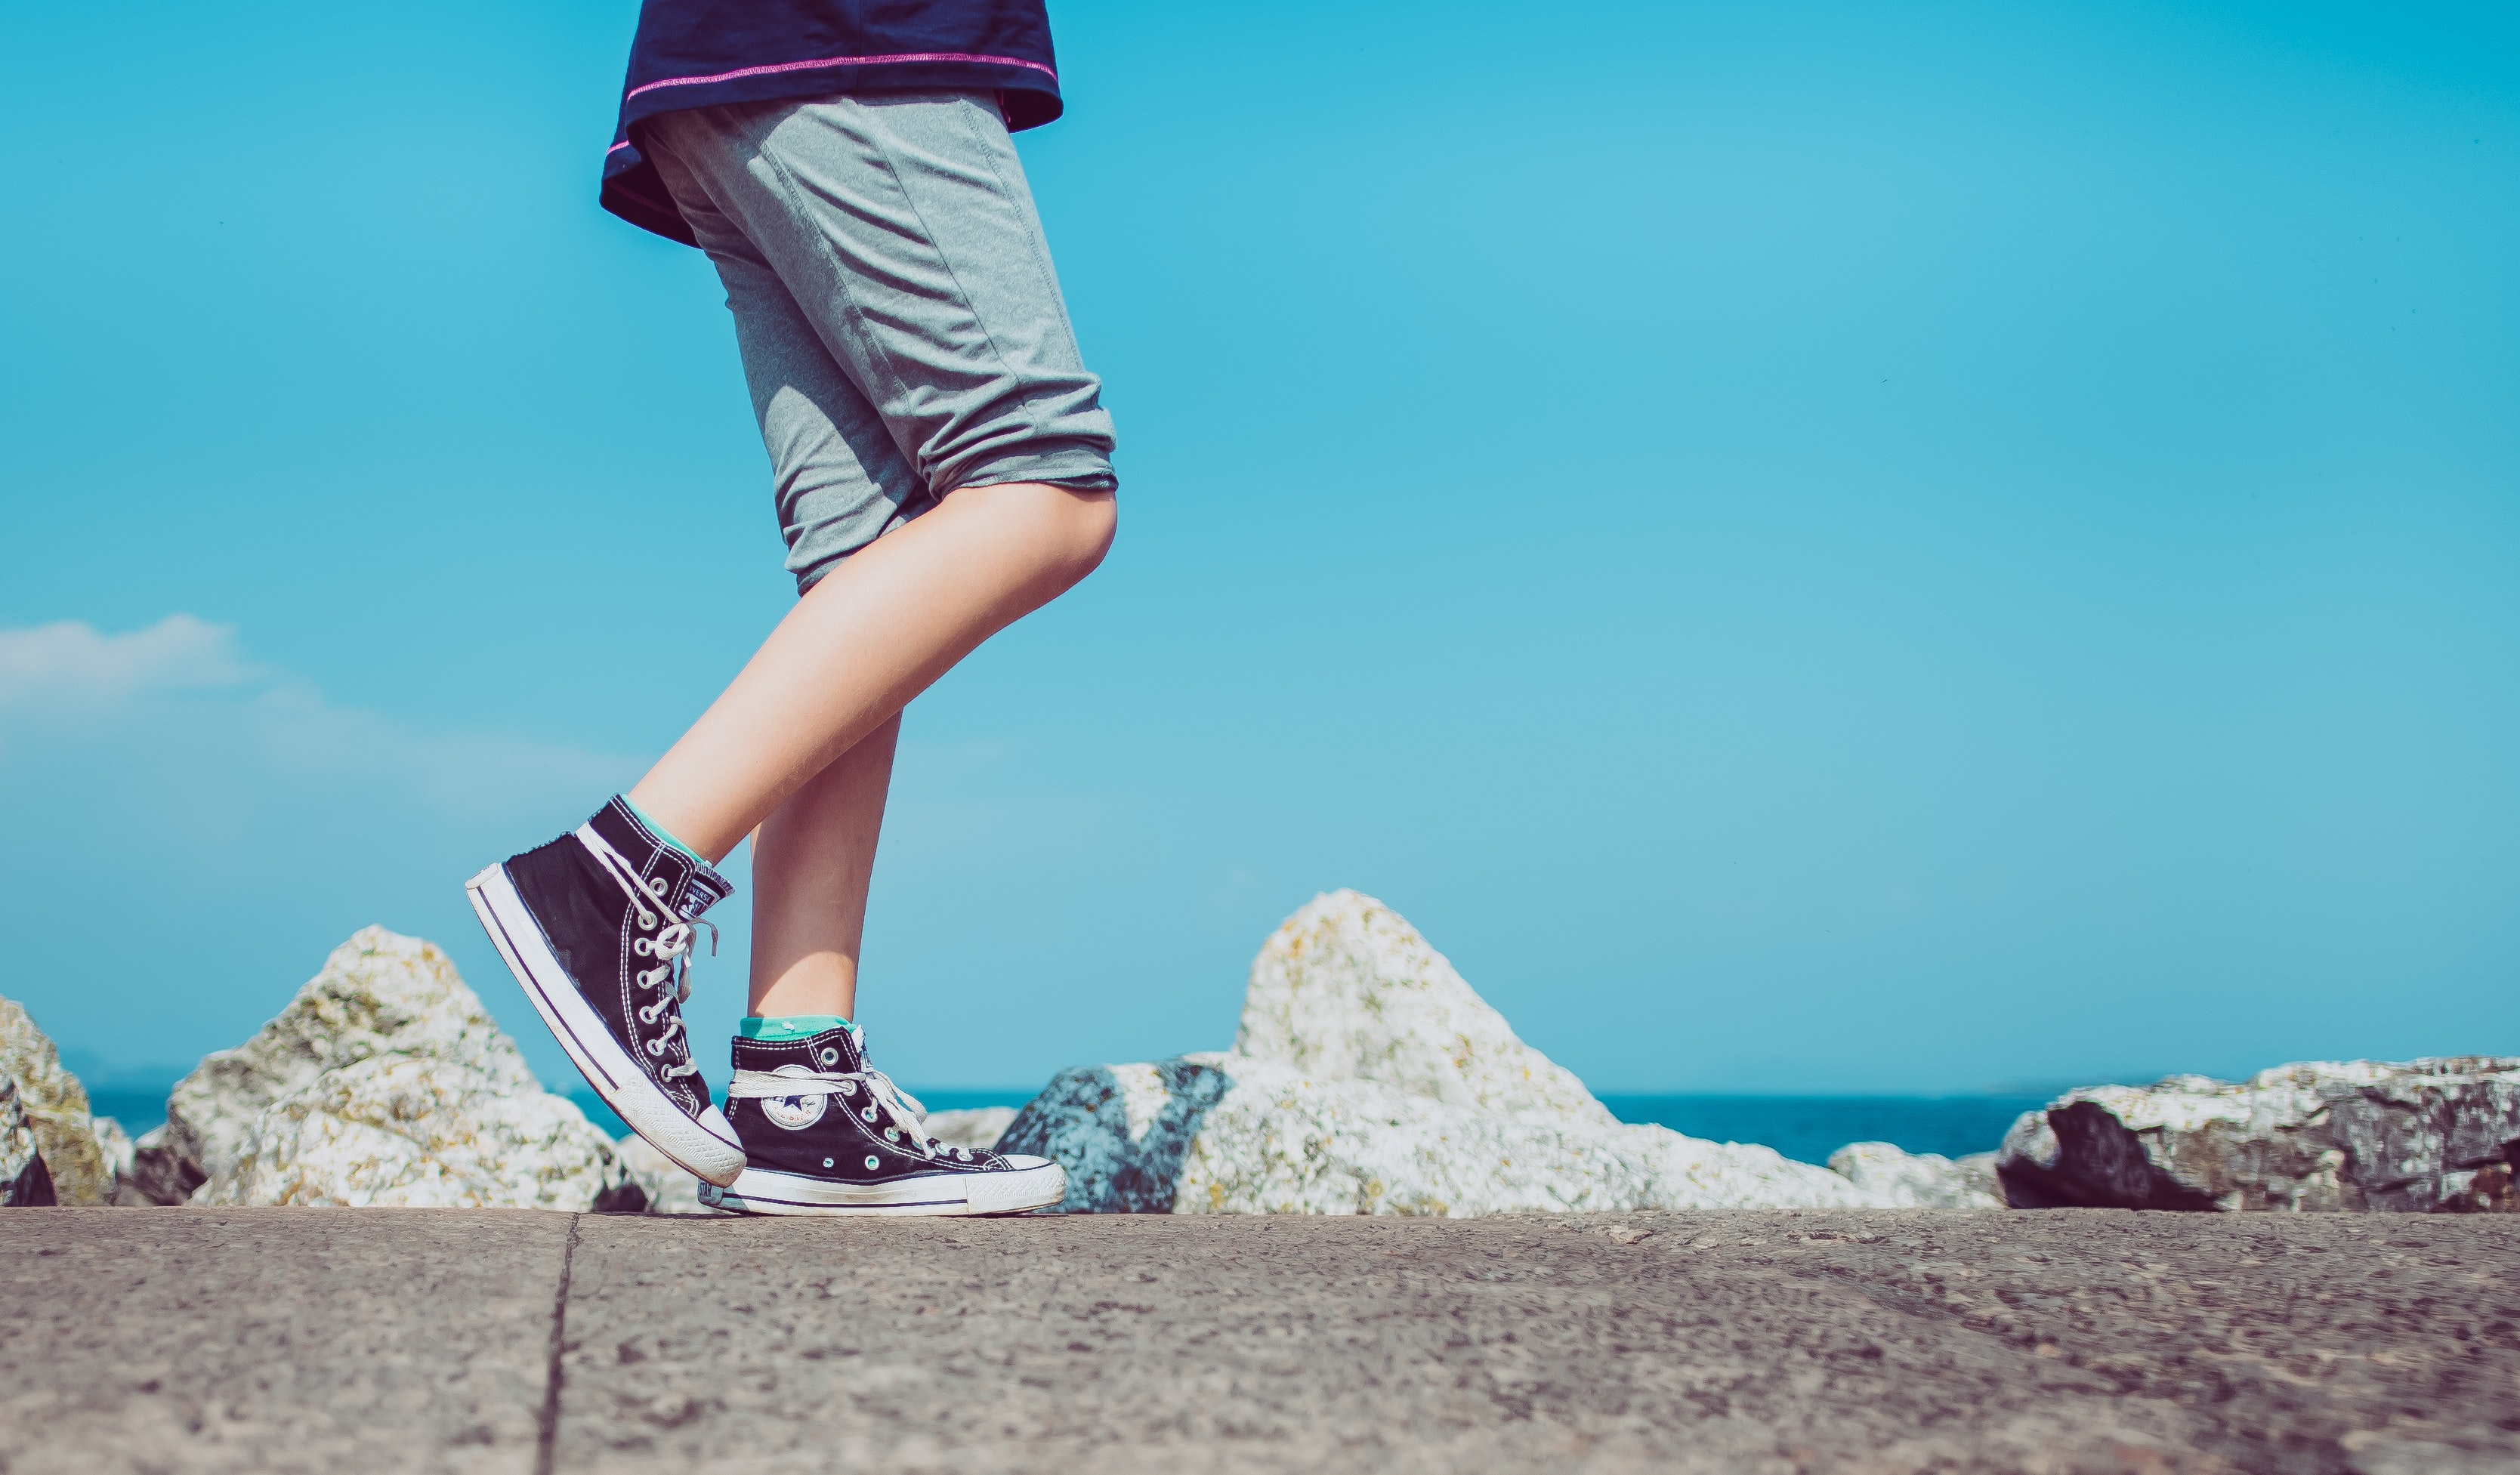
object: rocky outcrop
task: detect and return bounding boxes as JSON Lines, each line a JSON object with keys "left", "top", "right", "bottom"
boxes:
{"left": 2, "top": 1069, "right": 50, "bottom": 1205}
{"left": 135, "top": 927, "right": 647, "bottom": 1211}
{"left": 0, "top": 996, "right": 116, "bottom": 1205}
{"left": 1234, "top": 893, "right": 1615, "bottom": 1125}
{"left": 1002, "top": 891, "right": 1886, "bottom": 1216}
{"left": 1995, "top": 1058, "right": 2520, "bottom": 1212}
{"left": 1827, "top": 1141, "right": 2005, "bottom": 1209}
{"left": 925, "top": 1106, "right": 1017, "bottom": 1153}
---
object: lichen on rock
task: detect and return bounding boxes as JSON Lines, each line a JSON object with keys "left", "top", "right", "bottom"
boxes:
{"left": 147, "top": 927, "right": 645, "bottom": 1211}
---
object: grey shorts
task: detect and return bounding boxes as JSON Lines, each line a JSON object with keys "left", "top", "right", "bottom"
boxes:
{"left": 644, "top": 93, "right": 1116, "bottom": 592}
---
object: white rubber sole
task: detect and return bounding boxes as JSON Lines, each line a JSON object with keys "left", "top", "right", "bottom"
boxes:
{"left": 702, "top": 1158, "right": 1067, "bottom": 1217}
{"left": 466, "top": 862, "right": 747, "bottom": 1187}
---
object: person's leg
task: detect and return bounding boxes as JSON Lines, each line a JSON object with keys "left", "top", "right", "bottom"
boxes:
{"left": 493, "top": 91, "right": 1113, "bottom": 1214}
{"left": 624, "top": 477, "right": 1108, "bottom": 863}
{"left": 746, "top": 711, "right": 899, "bottom": 1021}
{"left": 627, "top": 91, "right": 1118, "bottom": 865}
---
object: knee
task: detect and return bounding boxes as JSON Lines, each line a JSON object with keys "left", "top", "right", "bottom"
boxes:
{"left": 949, "top": 479, "right": 1117, "bottom": 591}
{"left": 1050, "top": 487, "right": 1118, "bottom": 587}
{"left": 1014, "top": 483, "right": 1116, "bottom": 592}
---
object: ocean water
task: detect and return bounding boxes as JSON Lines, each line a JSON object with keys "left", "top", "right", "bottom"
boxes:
{"left": 80, "top": 1088, "right": 1022, "bottom": 1143}
{"left": 1598, "top": 1095, "right": 2045, "bottom": 1166}
{"left": 89, "top": 1087, "right": 2040, "bottom": 1167}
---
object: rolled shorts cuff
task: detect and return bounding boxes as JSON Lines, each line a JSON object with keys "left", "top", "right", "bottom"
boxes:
{"left": 943, "top": 445, "right": 1117, "bottom": 497}
{"left": 791, "top": 446, "right": 1117, "bottom": 593}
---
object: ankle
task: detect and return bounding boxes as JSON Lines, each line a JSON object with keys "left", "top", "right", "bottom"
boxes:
{"left": 740, "top": 1014, "right": 854, "bottom": 1041}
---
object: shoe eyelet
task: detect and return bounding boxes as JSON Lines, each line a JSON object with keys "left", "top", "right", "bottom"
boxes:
{"left": 646, "top": 1041, "right": 665, "bottom": 1057}
{"left": 819, "top": 1048, "right": 838, "bottom": 1066}
{"left": 883, "top": 1128, "right": 899, "bottom": 1141}
{"left": 864, "top": 1155, "right": 881, "bottom": 1171}
{"left": 861, "top": 1107, "right": 876, "bottom": 1122}
{"left": 632, "top": 938, "right": 653, "bottom": 957}
{"left": 823, "top": 1158, "right": 834, "bottom": 1168}
{"left": 838, "top": 1079, "right": 857, "bottom": 1095}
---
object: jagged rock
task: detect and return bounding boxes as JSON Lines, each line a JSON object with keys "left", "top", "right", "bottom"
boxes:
{"left": 123, "top": 1124, "right": 205, "bottom": 1205}
{"left": 925, "top": 1106, "right": 1016, "bottom": 1152}
{"left": 90, "top": 1116, "right": 134, "bottom": 1192}
{"left": 1995, "top": 1057, "right": 2520, "bottom": 1212}
{"left": 0, "top": 995, "right": 113, "bottom": 1205}
{"left": 153, "top": 927, "right": 646, "bottom": 1211}
{"left": 1010, "top": 1054, "right": 1882, "bottom": 1215}
{"left": 1001, "top": 891, "right": 1884, "bottom": 1216}
{"left": 2, "top": 1072, "right": 51, "bottom": 1206}
{"left": 1235, "top": 891, "right": 1615, "bottom": 1125}
{"left": 1827, "top": 1141, "right": 2004, "bottom": 1209}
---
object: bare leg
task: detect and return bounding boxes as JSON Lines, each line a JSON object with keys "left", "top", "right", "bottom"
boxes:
{"left": 626, "top": 479, "right": 1114, "bottom": 861}
{"left": 748, "top": 712, "right": 898, "bottom": 1020}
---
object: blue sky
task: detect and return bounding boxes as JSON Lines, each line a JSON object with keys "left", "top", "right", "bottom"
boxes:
{"left": 2, "top": 0, "right": 2513, "bottom": 1097}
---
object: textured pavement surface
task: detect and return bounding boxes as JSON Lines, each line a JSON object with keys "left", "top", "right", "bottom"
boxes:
{"left": 5, "top": 1208, "right": 2518, "bottom": 1474}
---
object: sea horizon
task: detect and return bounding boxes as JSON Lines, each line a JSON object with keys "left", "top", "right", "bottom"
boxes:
{"left": 81, "top": 1085, "right": 2053, "bottom": 1169}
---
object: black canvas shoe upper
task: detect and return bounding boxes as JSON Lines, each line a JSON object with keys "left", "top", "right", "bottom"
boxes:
{"left": 504, "top": 797, "right": 733, "bottom": 1121}
{"left": 725, "top": 1026, "right": 1024, "bottom": 1183}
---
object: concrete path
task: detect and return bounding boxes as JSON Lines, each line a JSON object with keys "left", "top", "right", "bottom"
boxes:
{"left": 5, "top": 1207, "right": 2516, "bottom": 1473}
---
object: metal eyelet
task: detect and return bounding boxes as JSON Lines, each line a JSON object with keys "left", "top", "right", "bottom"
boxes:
{"left": 819, "top": 1048, "right": 838, "bottom": 1066}
{"left": 883, "top": 1128, "right": 899, "bottom": 1141}
{"left": 863, "top": 1156, "right": 881, "bottom": 1171}
{"left": 823, "top": 1158, "right": 834, "bottom": 1168}
{"left": 861, "top": 1107, "right": 876, "bottom": 1122}
{"left": 838, "top": 1080, "right": 858, "bottom": 1095}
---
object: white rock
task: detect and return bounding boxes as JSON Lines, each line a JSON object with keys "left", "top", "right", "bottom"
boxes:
{"left": 0, "top": 995, "right": 113, "bottom": 1205}
{"left": 1827, "top": 1141, "right": 2004, "bottom": 1210}
{"left": 1014, "top": 1054, "right": 1877, "bottom": 1215}
{"left": 163, "top": 927, "right": 646, "bottom": 1211}
{"left": 925, "top": 1106, "right": 1017, "bottom": 1153}
{"left": 90, "top": 1116, "right": 135, "bottom": 1193}
{"left": 1234, "top": 890, "right": 1616, "bottom": 1125}
{"left": 1002, "top": 892, "right": 1889, "bottom": 1216}
{"left": 1994, "top": 1057, "right": 2520, "bottom": 1212}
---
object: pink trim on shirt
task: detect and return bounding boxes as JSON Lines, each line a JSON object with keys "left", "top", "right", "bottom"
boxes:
{"left": 625, "top": 50, "right": 1056, "bottom": 101}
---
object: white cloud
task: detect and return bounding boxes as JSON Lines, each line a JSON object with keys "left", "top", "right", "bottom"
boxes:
{"left": 0, "top": 615, "right": 648, "bottom": 1082}
{"left": 0, "top": 614, "right": 266, "bottom": 708}
{"left": 0, "top": 617, "right": 635, "bottom": 816}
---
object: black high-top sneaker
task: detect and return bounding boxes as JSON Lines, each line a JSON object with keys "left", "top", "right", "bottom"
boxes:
{"left": 703, "top": 1024, "right": 1067, "bottom": 1216}
{"left": 465, "top": 798, "right": 747, "bottom": 1186}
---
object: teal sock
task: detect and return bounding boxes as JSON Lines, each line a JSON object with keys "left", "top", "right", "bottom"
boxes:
{"left": 622, "top": 796, "right": 706, "bottom": 867}
{"left": 739, "top": 1015, "right": 854, "bottom": 1041}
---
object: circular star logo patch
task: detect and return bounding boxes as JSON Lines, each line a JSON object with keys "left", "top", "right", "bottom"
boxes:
{"left": 761, "top": 1062, "right": 826, "bottom": 1131}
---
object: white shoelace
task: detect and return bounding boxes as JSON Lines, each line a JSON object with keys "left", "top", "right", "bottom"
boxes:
{"left": 582, "top": 828, "right": 716, "bottom": 1082}
{"left": 725, "top": 1059, "right": 977, "bottom": 1162}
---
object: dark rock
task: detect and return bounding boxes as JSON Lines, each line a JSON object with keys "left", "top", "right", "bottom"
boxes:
{"left": 1997, "top": 1057, "right": 2520, "bottom": 1212}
